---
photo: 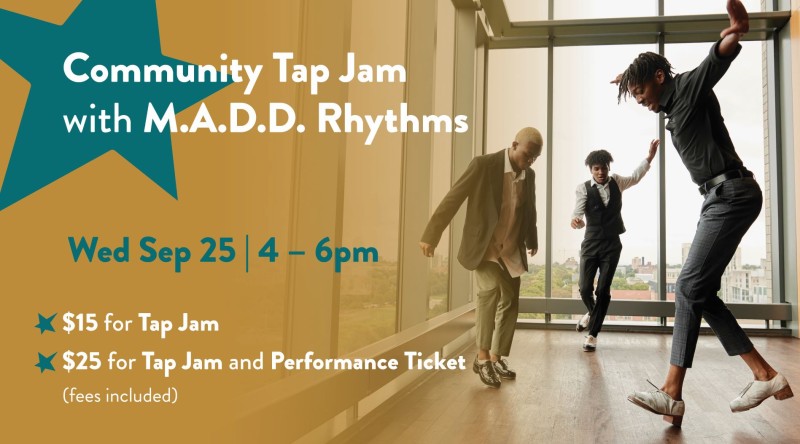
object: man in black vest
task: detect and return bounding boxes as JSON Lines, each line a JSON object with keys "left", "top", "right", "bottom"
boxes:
{"left": 571, "top": 141, "right": 658, "bottom": 351}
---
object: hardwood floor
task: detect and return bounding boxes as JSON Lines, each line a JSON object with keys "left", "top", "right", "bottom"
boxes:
{"left": 348, "top": 330, "right": 800, "bottom": 443}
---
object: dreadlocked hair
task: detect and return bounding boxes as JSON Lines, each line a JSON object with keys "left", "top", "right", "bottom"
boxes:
{"left": 617, "top": 52, "right": 674, "bottom": 103}
{"left": 585, "top": 150, "right": 613, "bottom": 168}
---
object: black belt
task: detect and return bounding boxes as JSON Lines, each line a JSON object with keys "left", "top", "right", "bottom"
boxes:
{"left": 698, "top": 168, "right": 753, "bottom": 195}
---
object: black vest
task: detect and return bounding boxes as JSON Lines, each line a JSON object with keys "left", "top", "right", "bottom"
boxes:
{"left": 584, "top": 179, "right": 625, "bottom": 240}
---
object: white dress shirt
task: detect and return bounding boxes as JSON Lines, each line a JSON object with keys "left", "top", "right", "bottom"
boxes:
{"left": 571, "top": 159, "right": 651, "bottom": 221}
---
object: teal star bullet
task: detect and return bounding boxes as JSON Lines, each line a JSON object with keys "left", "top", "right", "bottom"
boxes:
{"left": 35, "top": 312, "right": 57, "bottom": 334}
{"left": 35, "top": 352, "right": 57, "bottom": 373}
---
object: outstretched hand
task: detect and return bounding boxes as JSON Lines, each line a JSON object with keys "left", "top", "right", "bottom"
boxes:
{"left": 610, "top": 73, "right": 623, "bottom": 85}
{"left": 647, "top": 139, "right": 659, "bottom": 164}
{"left": 721, "top": 0, "right": 749, "bottom": 38}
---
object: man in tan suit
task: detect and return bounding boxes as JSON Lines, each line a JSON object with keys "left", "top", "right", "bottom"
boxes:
{"left": 420, "top": 127, "right": 542, "bottom": 388}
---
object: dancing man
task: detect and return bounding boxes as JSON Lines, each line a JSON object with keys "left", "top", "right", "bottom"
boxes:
{"left": 572, "top": 141, "right": 658, "bottom": 351}
{"left": 420, "top": 127, "right": 542, "bottom": 388}
{"left": 616, "top": 0, "right": 792, "bottom": 426}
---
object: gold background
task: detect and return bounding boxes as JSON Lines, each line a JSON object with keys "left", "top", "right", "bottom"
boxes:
{"left": 1, "top": 0, "right": 420, "bottom": 442}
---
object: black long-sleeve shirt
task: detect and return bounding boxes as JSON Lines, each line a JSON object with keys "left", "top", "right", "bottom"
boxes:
{"left": 659, "top": 40, "right": 745, "bottom": 185}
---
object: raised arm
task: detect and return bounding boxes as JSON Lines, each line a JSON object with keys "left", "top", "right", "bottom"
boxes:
{"left": 614, "top": 139, "right": 658, "bottom": 191}
{"left": 720, "top": 0, "right": 749, "bottom": 56}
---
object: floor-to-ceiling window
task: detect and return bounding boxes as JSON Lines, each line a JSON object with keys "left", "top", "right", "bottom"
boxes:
{"left": 337, "top": 0, "right": 407, "bottom": 354}
{"left": 486, "top": 0, "right": 784, "bottom": 328}
{"left": 552, "top": 44, "right": 661, "bottom": 326}
{"left": 486, "top": 47, "right": 549, "bottom": 307}
{"left": 427, "top": 0, "right": 457, "bottom": 320}
{"left": 664, "top": 41, "right": 772, "bottom": 327}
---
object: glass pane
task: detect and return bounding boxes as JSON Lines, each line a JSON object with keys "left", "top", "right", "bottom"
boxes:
{"left": 337, "top": 0, "right": 406, "bottom": 354}
{"left": 554, "top": 0, "right": 657, "bottom": 20}
{"left": 486, "top": 48, "right": 548, "bottom": 301}
{"left": 553, "top": 44, "right": 660, "bottom": 325}
{"left": 427, "top": 0, "right": 456, "bottom": 320}
{"left": 665, "top": 0, "right": 763, "bottom": 16}
{"left": 503, "top": 0, "right": 548, "bottom": 22}
{"left": 664, "top": 41, "right": 771, "bottom": 315}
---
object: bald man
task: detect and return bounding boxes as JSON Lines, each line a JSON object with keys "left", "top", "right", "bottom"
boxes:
{"left": 420, "top": 127, "right": 542, "bottom": 388}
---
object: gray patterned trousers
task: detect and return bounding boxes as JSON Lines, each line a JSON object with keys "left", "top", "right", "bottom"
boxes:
{"left": 670, "top": 177, "right": 762, "bottom": 368}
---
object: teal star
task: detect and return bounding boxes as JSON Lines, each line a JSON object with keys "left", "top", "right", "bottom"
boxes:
{"left": 35, "top": 312, "right": 57, "bottom": 334}
{"left": 35, "top": 352, "right": 57, "bottom": 373}
{"left": 0, "top": 1, "right": 230, "bottom": 210}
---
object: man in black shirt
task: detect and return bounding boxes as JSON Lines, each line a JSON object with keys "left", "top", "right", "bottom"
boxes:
{"left": 615, "top": 0, "right": 792, "bottom": 426}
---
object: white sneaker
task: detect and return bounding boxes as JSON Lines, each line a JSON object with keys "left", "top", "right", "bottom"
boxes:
{"left": 576, "top": 312, "right": 591, "bottom": 332}
{"left": 730, "top": 373, "right": 793, "bottom": 412}
{"left": 583, "top": 335, "right": 597, "bottom": 352}
{"left": 627, "top": 380, "right": 685, "bottom": 426}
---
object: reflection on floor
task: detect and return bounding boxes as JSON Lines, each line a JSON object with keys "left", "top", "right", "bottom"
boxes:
{"left": 348, "top": 330, "right": 800, "bottom": 443}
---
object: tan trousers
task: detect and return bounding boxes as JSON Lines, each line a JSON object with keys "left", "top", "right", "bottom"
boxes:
{"left": 474, "top": 261, "right": 521, "bottom": 357}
